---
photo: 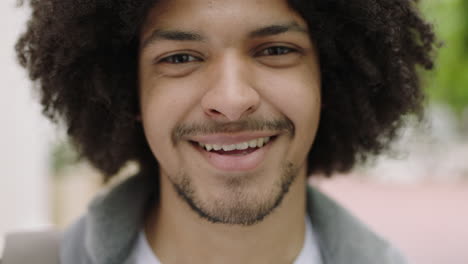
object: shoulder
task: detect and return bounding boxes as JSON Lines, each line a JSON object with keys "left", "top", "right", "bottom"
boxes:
{"left": 60, "top": 217, "right": 91, "bottom": 263}
{"left": 306, "top": 185, "right": 407, "bottom": 264}
{"left": 60, "top": 174, "right": 153, "bottom": 264}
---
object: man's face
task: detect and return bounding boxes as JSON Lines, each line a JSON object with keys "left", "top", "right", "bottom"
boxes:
{"left": 138, "top": 0, "right": 321, "bottom": 225}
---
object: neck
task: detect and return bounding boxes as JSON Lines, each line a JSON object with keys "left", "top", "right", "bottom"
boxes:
{"left": 145, "top": 171, "right": 308, "bottom": 264}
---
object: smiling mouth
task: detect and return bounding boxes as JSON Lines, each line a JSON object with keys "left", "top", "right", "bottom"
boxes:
{"left": 189, "top": 136, "right": 277, "bottom": 156}
{"left": 187, "top": 133, "right": 279, "bottom": 171}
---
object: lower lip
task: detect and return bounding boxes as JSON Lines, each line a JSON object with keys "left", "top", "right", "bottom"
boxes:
{"left": 191, "top": 139, "right": 275, "bottom": 172}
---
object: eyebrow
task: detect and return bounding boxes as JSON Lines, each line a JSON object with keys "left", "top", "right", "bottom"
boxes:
{"left": 248, "top": 22, "right": 308, "bottom": 38}
{"left": 140, "top": 30, "right": 205, "bottom": 49}
{"left": 140, "top": 22, "right": 308, "bottom": 50}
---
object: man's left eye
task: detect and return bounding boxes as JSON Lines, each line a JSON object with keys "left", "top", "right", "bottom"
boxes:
{"left": 257, "top": 46, "right": 296, "bottom": 56}
{"left": 159, "top": 54, "right": 201, "bottom": 64}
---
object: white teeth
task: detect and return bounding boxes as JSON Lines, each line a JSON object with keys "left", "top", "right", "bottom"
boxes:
{"left": 222, "top": 144, "right": 236, "bottom": 151}
{"left": 248, "top": 139, "right": 257, "bottom": 148}
{"left": 199, "top": 136, "right": 271, "bottom": 152}
{"left": 236, "top": 142, "right": 249, "bottom": 150}
{"left": 257, "top": 138, "right": 264, "bottom": 147}
{"left": 213, "top": 144, "right": 222, "bottom": 151}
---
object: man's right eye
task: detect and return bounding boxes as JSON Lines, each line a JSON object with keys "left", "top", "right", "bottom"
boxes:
{"left": 159, "top": 54, "right": 201, "bottom": 64}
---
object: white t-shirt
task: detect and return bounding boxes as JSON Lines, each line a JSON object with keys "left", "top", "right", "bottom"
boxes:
{"left": 128, "top": 217, "right": 322, "bottom": 264}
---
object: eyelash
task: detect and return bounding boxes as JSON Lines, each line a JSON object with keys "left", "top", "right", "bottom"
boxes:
{"left": 157, "top": 46, "right": 298, "bottom": 64}
{"left": 257, "top": 46, "right": 297, "bottom": 56}
{"left": 159, "top": 53, "right": 201, "bottom": 64}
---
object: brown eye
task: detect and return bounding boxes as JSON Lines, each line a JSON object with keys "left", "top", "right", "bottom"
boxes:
{"left": 159, "top": 54, "right": 201, "bottom": 64}
{"left": 258, "top": 46, "right": 297, "bottom": 56}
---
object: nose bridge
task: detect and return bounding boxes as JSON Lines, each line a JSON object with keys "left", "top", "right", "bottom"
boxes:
{"left": 201, "top": 51, "right": 260, "bottom": 121}
{"left": 217, "top": 52, "right": 247, "bottom": 94}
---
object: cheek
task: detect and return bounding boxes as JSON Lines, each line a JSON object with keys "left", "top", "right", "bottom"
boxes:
{"left": 139, "top": 70, "right": 202, "bottom": 127}
{"left": 138, "top": 73, "right": 201, "bottom": 159}
{"left": 258, "top": 66, "right": 321, "bottom": 129}
{"left": 140, "top": 97, "right": 171, "bottom": 161}
{"left": 257, "top": 65, "right": 321, "bottom": 159}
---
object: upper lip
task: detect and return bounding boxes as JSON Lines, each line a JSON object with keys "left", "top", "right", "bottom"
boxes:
{"left": 189, "top": 132, "right": 278, "bottom": 145}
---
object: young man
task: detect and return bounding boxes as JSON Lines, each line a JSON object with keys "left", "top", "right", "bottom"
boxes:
{"left": 8, "top": 0, "right": 435, "bottom": 263}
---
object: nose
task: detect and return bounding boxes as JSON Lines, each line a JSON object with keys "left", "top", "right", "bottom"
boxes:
{"left": 201, "top": 53, "right": 260, "bottom": 122}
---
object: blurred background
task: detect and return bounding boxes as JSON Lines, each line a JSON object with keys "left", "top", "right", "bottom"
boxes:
{"left": 0, "top": 0, "right": 467, "bottom": 263}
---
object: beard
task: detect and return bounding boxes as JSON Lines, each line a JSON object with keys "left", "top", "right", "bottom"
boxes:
{"left": 168, "top": 161, "right": 300, "bottom": 226}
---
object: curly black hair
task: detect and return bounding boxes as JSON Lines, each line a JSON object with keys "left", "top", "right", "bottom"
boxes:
{"left": 16, "top": 0, "right": 436, "bottom": 181}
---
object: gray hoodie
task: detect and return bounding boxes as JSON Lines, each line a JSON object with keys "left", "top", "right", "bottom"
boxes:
{"left": 60, "top": 174, "right": 407, "bottom": 264}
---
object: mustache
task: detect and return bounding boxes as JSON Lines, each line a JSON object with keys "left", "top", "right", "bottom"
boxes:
{"left": 172, "top": 117, "right": 294, "bottom": 143}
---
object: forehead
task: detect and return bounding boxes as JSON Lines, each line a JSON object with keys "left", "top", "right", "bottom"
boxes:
{"left": 140, "top": 0, "right": 308, "bottom": 43}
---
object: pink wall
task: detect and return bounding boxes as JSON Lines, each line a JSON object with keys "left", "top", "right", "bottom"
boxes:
{"left": 316, "top": 177, "right": 468, "bottom": 264}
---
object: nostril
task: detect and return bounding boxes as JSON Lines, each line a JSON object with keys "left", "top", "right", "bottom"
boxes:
{"left": 246, "top": 106, "right": 255, "bottom": 113}
{"left": 209, "top": 109, "right": 221, "bottom": 115}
